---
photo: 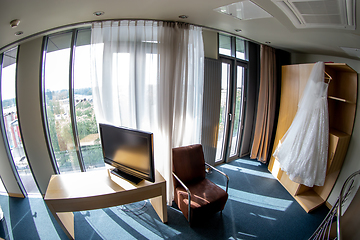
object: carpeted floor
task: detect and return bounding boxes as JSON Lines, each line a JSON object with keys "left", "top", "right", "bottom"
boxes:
{"left": 0, "top": 157, "right": 328, "bottom": 239}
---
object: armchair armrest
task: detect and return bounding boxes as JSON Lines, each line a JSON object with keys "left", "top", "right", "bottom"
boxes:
{"left": 205, "top": 162, "right": 230, "bottom": 194}
{"left": 172, "top": 172, "right": 191, "bottom": 223}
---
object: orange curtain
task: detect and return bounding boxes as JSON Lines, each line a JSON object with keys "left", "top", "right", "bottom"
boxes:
{"left": 250, "top": 45, "right": 277, "bottom": 163}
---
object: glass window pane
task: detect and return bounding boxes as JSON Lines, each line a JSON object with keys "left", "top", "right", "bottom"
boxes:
{"left": 44, "top": 32, "right": 80, "bottom": 173}
{"left": 219, "top": 34, "right": 231, "bottom": 56}
{"left": 215, "top": 62, "right": 230, "bottom": 161}
{"left": 230, "top": 66, "right": 244, "bottom": 156}
{"left": 74, "top": 29, "right": 104, "bottom": 171}
{"left": 236, "top": 38, "right": 246, "bottom": 60}
{"left": 1, "top": 48, "right": 40, "bottom": 195}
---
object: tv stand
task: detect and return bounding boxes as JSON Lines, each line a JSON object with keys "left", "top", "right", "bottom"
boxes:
{"left": 111, "top": 168, "right": 142, "bottom": 184}
{"left": 44, "top": 169, "right": 167, "bottom": 239}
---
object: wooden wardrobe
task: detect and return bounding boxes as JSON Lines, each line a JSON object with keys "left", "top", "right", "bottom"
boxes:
{"left": 268, "top": 63, "right": 357, "bottom": 212}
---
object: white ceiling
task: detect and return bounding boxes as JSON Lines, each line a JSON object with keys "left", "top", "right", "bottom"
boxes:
{"left": 1, "top": 0, "right": 360, "bottom": 59}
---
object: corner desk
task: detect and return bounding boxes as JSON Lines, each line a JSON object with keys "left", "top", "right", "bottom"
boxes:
{"left": 44, "top": 169, "right": 167, "bottom": 239}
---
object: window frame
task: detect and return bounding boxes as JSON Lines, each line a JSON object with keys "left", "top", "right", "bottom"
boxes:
{"left": 0, "top": 47, "right": 27, "bottom": 196}
{"left": 216, "top": 33, "right": 249, "bottom": 163}
{"left": 41, "top": 28, "right": 93, "bottom": 174}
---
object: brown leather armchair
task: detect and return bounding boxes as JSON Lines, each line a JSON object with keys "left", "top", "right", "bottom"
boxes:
{"left": 172, "top": 144, "right": 229, "bottom": 225}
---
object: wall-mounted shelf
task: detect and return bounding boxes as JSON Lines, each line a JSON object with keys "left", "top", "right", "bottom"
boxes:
{"left": 268, "top": 63, "right": 357, "bottom": 212}
{"left": 328, "top": 96, "right": 356, "bottom": 104}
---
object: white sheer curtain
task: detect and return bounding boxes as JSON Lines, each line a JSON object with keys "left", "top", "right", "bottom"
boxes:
{"left": 91, "top": 20, "right": 204, "bottom": 203}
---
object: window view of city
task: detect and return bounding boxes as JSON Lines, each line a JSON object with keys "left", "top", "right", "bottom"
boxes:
{"left": 1, "top": 47, "right": 40, "bottom": 195}
{"left": 44, "top": 30, "right": 104, "bottom": 173}
{"left": 44, "top": 87, "right": 103, "bottom": 172}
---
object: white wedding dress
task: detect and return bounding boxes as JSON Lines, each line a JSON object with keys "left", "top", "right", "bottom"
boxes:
{"left": 273, "top": 62, "right": 329, "bottom": 187}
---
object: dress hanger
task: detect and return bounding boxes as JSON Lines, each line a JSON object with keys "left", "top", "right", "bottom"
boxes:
{"left": 324, "top": 71, "right": 332, "bottom": 84}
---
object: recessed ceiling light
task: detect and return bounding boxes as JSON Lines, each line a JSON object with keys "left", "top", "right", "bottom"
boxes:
{"left": 93, "top": 11, "right": 105, "bottom": 17}
{"left": 15, "top": 31, "right": 23, "bottom": 36}
{"left": 235, "top": 29, "right": 242, "bottom": 32}
{"left": 10, "top": 19, "right": 20, "bottom": 28}
{"left": 179, "top": 15, "right": 188, "bottom": 19}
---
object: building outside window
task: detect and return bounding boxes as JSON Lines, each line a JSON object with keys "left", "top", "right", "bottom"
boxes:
{"left": 42, "top": 29, "right": 104, "bottom": 173}
{"left": 1, "top": 47, "right": 39, "bottom": 195}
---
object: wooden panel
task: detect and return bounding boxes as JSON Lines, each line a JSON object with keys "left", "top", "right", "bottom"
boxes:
{"left": 328, "top": 72, "right": 357, "bottom": 103}
{"left": 294, "top": 190, "right": 324, "bottom": 213}
{"left": 328, "top": 99, "right": 356, "bottom": 135}
{"left": 269, "top": 63, "right": 357, "bottom": 213}
{"left": 314, "top": 170, "right": 340, "bottom": 201}
{"left": 278, "top": 65, "right": 300, "bottom": 131}
{"left": 296, "top": 184, "right": 311, "bottom": 196}
{"left": 327, "top": 131, "right": 340, "bottom": 173}
{"left": 57, "top": 212, "right": 74, "bottom": 239}
{"left": 325, "top": 63, "right": 356, "bottom": 72}
{"left": 314, "top": 129, "right": 350, "bottom": 201}
{"left": 269, "top": 65, "right": 300, "bottom": 172}
{"left": 45, "top": 169, "right": 168, "bottom": 239}
{"left": 278, "top": 170, "right": 300, "bottom": 196}
{"left": 298, "top": 64, "right": 314, "bottom": 98}
{"left": 269, "top": 64, "right": 314, "bottom": 172}
{"left": 327, "top": 130, "right": 350, "bottom": 174}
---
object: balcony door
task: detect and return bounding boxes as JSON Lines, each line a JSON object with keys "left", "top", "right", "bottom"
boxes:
{"left": 215, "top": 58, "right": 246, "bottom": 163}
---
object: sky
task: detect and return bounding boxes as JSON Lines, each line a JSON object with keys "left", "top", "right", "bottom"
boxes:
{"left": 1, "top": 45, "right": 93, "bottom": 101}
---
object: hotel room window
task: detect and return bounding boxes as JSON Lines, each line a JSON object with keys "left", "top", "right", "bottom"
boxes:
{"left": 216, "top": 34, "right": 247, "bottom": 163}
{"left": 43, "top": 31, "right": 81, "bottom": 173}
{"left": 73, "top": 29, "right": 104, "bottom": 171}
{"left": 219, "top": 34, "right": 231, "bottom": 56}
{"left": 236, "top": 37, "right": 246, "bottom": 60}
{"left": 1, "top": 47, "right": 39, "bottom": 195}
{"left": 43, "top": 28, "right": 107, "bottom": 173}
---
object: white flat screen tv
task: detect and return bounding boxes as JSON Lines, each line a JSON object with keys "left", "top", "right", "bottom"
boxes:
{"left": 99, "top": 123, "right": 155, "bottom": 184}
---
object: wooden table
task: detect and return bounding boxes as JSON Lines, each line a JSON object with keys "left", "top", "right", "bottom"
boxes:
{"left": 44, "top": 169, "right": 167, "bottom": 239}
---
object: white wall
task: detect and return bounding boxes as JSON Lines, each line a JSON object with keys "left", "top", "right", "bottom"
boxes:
{"left": 17, "top": 37, "right": 56, "bottom": 195}
{"left": 203, "top": 29, "right": 218, "bottom": 59}
{"left": 291, "top": 53, "right": 360, "bottom": 208}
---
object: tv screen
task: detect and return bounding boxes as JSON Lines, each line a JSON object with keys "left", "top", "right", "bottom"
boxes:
{"left": 99, "top": 123, "right": 155, "bottom": 184}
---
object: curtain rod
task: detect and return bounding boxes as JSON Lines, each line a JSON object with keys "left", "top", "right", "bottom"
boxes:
{"left": 0, "top": 18, "right": 262, "bottom": 54}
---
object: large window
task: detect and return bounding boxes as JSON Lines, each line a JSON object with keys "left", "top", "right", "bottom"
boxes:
{"left": 1, "top": 47, "right": 39, "bottom": 195}
{"left": 216, "top": 34, "right": 247, "bottom": 163}
{"left": 43, "top": 29, "right": 104, "bottom": 173}
{"left": 219, "top": 34, "right": 246, "bottom": 60}
{"left": 73, "top": 29, "right": 103, "bottom": 171}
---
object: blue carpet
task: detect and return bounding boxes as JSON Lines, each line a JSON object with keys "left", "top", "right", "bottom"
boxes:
{"left": 0, "top": 157, "right": 328, "bottom": 239}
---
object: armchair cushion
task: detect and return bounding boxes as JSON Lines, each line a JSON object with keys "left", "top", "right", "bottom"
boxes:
{"left": 172, "top": 144, "right": 206, "bottom": 187}
{"left": 172, "top": 144, "right": 229, "bottom": 224}
{"left": 174, "top": 178, "right": 228, "bottom": 222}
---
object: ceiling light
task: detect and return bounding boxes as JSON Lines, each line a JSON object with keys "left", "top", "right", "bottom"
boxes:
{"left": 235, "top": 29, "right": 242, "bottom": 32}
{"left": 179, "top": 15, "right": 188, "bottom": 19}
{"left": 15, "top": 31, "right": 23, "bottom": 36}
{"left": 10, "top": 19, "right": 20, "bottom": 28}
{"left": 214, "top": 0, "right": 272, "bottom": 20}
{"left": 93, "top": 11, "right": 105, "bottom": 17}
